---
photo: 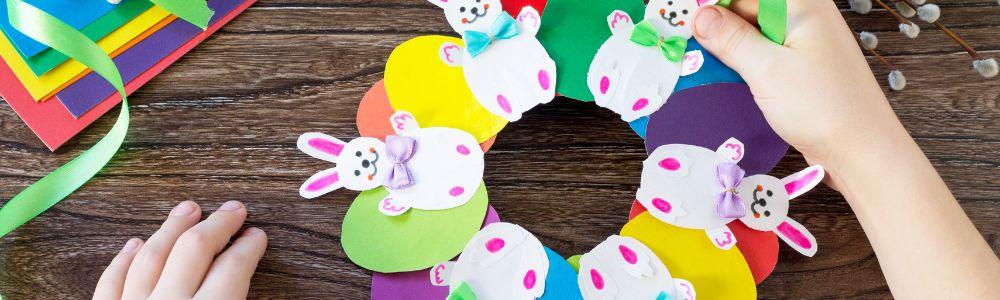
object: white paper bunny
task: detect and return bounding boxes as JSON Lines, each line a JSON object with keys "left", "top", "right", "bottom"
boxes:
{"left": 586, "top": 0, "right": 715, "bottom": 122}
{"left": 297, "top": 111, "right": 485, "bottom": 216}
{"left": 578, "top": 235, "right": 696, "bottom": 300}
{"left": 429, "top": 0, "right": 556, "bottom": 121}
{"left": 430, "top": 222, "right": 549, "bottom": 300}
{"left": 638, "top": 137, "right": 825, "bottom": 256}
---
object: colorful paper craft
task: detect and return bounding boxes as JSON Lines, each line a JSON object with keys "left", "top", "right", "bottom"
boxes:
{"left": 0, "top": 6, "right": 172, "bottom": 101}
{"left": 341, "top": 183, "right": 489, "bottom": 273}
{"left": 428, "top": 0, "right": 557, "bottom": 121}
{"left": 23, "top": 0, "right": 155, "bottom": 75}
{"left": 536, "top": 0, "right": 645, "bottom": 102}
{"left": 432, "top": 222, "right": 549, "bottom": 299}
{"left": 586, "top": 0, "right": 718, "bottom": 122}
{"left": 577, "top": 235, "right": 695, "bottom": 300}
{"left": 371, "top": 205, "right": 500, "bottom": 300}
{"left": 639, "top": 138, "right": 825, "bottom": 255}
{"left": 642, "top": 83, "right": 788, "bottom": 175}
{"left": 384, "top": 35, "right": 507, "bottom": 143}
{"left": 0, "top": 0, "right": 256, "bottom": 150}
{"left": 355, "top": 79, "right": 498, "bottom": 152}
{"left": 621, "top": 212, "right": 757, "bottom": 300}
{"left": 0, "top": 0, "right": 119, "bottom": 58}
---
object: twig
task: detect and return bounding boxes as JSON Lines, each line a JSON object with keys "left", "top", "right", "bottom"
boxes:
{"left": 895, "top": 0, "right": 983, "bottom": 60}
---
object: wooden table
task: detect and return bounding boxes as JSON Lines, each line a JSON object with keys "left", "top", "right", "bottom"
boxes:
{"left": 1, "top": 0, "right": 997, "bottom": 298}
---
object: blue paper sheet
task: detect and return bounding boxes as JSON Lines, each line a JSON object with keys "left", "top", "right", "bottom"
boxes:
{"left": 541, "top": 246, "right": 584, "bottom": 300}
{"left": 0, "top": 0, "right": 120, "bottom": 58}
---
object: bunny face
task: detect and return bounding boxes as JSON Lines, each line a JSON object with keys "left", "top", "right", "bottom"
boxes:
{"left": 645, "top": 0, "right": 702, "bottom": 38}
{"left": 297, "top": 133, "right": 392, "bottom": 198}
{"left": 428, "top": 0, "right": 504, "bottom": 33}
{"left": 737, "top": 175, "right": 790, "bottom": 231}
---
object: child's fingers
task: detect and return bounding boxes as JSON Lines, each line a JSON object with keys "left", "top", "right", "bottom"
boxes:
{"left": 93, "top": 238, "right": 143, "bottom": 300}
{"left": 729, "top": 0, "right": 761, "bottom": 24}
{"left": 150, "top": 201, "right": 248, "bottom": 298}
{"left": 692, "top": 5, "right": 785, "bottom": 86}
{"left": 193, "top": 228, "right": 268, "bottom": 300}
{"left": 121, "top": 201, "right": 201, "bottom": 300}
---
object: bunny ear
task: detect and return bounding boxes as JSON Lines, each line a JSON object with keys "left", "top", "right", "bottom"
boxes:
{"left": 426, "top": 0, "right": 448, "bottom": 9}
{"left": 774, "top": 218, "right": 818, "bottom": 257}
{"left": 298, "top": 132, "right": 347, "bottom": 162}
{"left": 299, "top": 168, "right": 343, "bottom": 199}
{"left": 780, "top": 165, "right": 825, "bottom": 199}
{"left": 439, "top": 42, "right": 464, "bottom": 67}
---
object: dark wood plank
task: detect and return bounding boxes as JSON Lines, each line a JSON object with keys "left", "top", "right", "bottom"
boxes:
{"left": 0, "top": 0, "right": 997, "bottom": 299}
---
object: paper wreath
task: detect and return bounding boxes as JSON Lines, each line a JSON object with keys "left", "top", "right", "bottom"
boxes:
{"left": 341, "top": 183, "right": 489, "bottom": 273}
{"left": 384, "top": 35, "right": 507, "bottom": 142}
{"left": 622, "top": 212, "right": 757, "bottom": 299}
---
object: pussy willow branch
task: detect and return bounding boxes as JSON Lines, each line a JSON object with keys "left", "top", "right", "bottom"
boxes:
{"left": 873, "top": 0, "right": 916, "bottom": 24}
{"left": 894, "top": 0, "right": 984, "bottom": 60}
{"left": 854, "top": 32, "right": 896, "bottom": 70}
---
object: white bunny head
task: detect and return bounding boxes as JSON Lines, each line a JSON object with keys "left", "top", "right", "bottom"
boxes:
{"left": 297, "top": 133, "right": 392, "bottom": 198}
{"left": 738, "top": 165, "right": 825, "bottom": 256}
{"left": 578, "top": 235, "right": 695, "bottom": 300}
{"left": 645, "top": 0, "right": 718, "bottom": 39}
{"left": 427, "top": 0, "right": 504, "bottom": 33}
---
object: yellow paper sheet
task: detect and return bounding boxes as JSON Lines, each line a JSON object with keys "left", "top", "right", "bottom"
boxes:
{"left": 383, "top": 35, "right": 508, "bottom": 143}
{"left": 621, "top": 212, "right": 758, "bottom": 299}
{"left": 0, "top": 5, "right": 171, "bottom": 101}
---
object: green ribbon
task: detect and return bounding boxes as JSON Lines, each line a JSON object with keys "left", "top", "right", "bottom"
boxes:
{"left": 149, "top": 0, "right": 213, "bottom": 29}
{"left": 629, "top": 20, "right": 688, "bottom": 62}
{"left": 758, "top": 0, "right": 787, "bottom": 44}
{"left": 1, "top": 0, "right": 212, "bottom": 238}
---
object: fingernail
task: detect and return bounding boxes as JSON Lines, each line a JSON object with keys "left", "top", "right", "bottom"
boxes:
{"left": 242, "top": 227, "right": 264, "bottom": 237}
{"left": 695, "top": 6, "right": 724, "bottom": 39}
{"left": 170, "top": 201, "right": 197, "bottom": 216}
{"left": 120, "top": 238, "right": 141, "bottom": 253}
{"left": 218, "top": 200, "right": 244, "bottom": 212}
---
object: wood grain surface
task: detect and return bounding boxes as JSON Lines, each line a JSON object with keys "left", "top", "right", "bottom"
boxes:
{"left": 1, "top": 0, "right": 998, "bottom": 299}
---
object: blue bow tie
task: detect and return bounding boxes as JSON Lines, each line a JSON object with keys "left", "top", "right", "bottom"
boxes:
{"left": 462, "top": 12, "right": 519, "bottom": 58}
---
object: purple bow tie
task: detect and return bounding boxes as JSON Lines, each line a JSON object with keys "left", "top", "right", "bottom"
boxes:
{"left": 716, "top": 163, "right": 747, "bottom": 218}
{"left": 384, "top": 135, "right": 417, "bottom": 189}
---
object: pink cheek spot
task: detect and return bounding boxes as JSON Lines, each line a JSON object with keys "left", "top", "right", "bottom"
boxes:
{"left": 632, "top": 98, "right": 649, "bottom": 111}
{"left": 589, "top": 269, "right": 605, "bottom": 290}
{"left": 456, "top": 145, "right": 471, "bottom": 155}
{"left": 618, "top": 244, "right": 638, "bottom": 264}
{"left": 523, "top": 269, "right": 537, "bottom": 289}
{"left": 651, "top": 198, "right": 672, "bottom": 214}
{"left": 497, "top": 94, "right": 513, "bottom": 114}
{"left": 599, "top": 76, "right": 610, "bottom": 94}
{"left": 449, "top": 186, "right": 465, "bottom": 197}
{"left": 658, "top": 158, "right": 681, "bottom": 171}
{"left": 485, "top": 237, "right": 505, "bottom": 253}
{"left": 538, "top": 69, "right": 551, "bottom": 90}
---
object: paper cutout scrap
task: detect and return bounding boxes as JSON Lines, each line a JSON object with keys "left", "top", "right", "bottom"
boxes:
{"left": 384, "top": 35, "right": 507, "bottom": 143}
{"left": 0, "top": 0, "right": 252, "bottom": 151}
{"left": 435, "top": 222, "right": 549, "bottom": 299}
{"left": 0, "top": 0, "right": 118, "bottom": 58}
{"left": 0, "top": 5, "right": 172, "bottom": 101}
{"left": 429, "top": 0, "right": 557, "bottom": 121}
{"left": 342, "top": 182, "right": 489, "bottom": 273}
{"left": 500, "top": 0, "right": 547, "bottom": 16}
{"left": 642, "top": 83, "right": 788, "bottom": 175}
{"left": 370, "top": 205, "right": 500, "bottom": 300}
{"left": 355, "top": 79, "right": 499, "bottom": 152}
{"left": 536, "top": 0, "right": 645, "bottom": 101}
{"left": 628, "top": 201, "right": 778, "bottom": 285}
{"left": 621, "top": 212, "right": 757, "bottom": 300}
{"left": 586, "top": 0, "right": 716, "bottom": 122}
{"left": 578, "top": 235, "right": 695, "bottom": 300}
{"left": 639, "top": 138, "right": 825, "bottom": 255}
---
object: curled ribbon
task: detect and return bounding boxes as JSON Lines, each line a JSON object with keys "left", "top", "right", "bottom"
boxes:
{"left": 384, "top": 135, "right": 417, "bottom": 189}
{"left": 715, "top": 162, "right": 747, "bottom": 218}
{"left": 628, "top": 20, "right": 688, "bottom": 62}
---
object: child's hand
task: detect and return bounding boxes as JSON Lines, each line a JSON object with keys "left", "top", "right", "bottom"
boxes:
{"left": 93, "top": 201, "right": 267, "bottom": 300}
{"left": 692, "top": 1, "right": 906, "bottom": 176}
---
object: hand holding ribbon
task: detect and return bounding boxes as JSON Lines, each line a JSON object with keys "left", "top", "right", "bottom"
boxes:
{"left": 463, "top": 12, "right": 519, "bottom": 58}
{"left": 384, "top": 135, "right": 417, "bottom": 189}
{"left": 629, "top": 20, "right": 688, "bottom": 62}
{"left": 716, "top": 162, "right": 747, "bottom": 218}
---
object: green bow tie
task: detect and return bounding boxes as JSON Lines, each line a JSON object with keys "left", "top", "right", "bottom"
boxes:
{"left": 628, "top": 20, "right": 688, "bottom": 62}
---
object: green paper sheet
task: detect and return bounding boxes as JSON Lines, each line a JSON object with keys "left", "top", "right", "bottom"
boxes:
{"left": 341, "top": 182, "right": 489, "bottom": 273}
{"left": 22, "top": 0, "right": 153, "bottom": 76}
{"left": 536, "top": 0, "right": 645, "bottom": 102}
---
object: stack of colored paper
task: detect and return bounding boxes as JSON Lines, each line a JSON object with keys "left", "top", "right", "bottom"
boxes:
{"left": 0, "top": 0, "right": 256, "bottom": 151}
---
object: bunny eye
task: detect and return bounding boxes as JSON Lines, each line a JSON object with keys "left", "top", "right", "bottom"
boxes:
{"left": 355, "top": 151, "right": 362, "bottom": 157}
{"left": 764, "top": 211, "right": 771, "bottom": 217}
{"left": 354, "top": 170, "right": 361, "bottom": 176}
{"left": 460, "top": 6, "right": 466, "bottom": 12}
{"left": 682, "top": 9, "right": 688, "bottom": 14}
{"left": 667, "top": 1, "right": 673, "bottom": 5}
{"left": 766, "top": 190, "right": 773, "bottom": 197}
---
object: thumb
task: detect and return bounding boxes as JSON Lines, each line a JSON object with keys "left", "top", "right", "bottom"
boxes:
{"left": 692, "top": 5, "right": 784, "bottom": 81}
